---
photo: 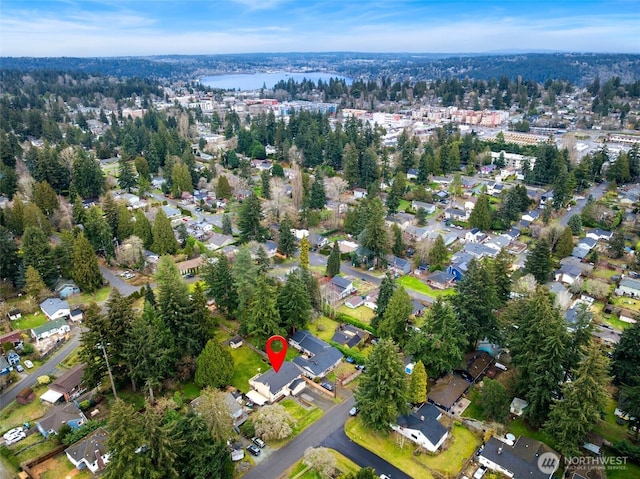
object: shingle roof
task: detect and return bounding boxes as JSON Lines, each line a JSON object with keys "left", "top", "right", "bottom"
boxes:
{"left": 290, "top": 330, "right": 332, "bottom": 356}
{"left": 330, "top": 276, "right": 353, "bottom": 290}
{"left": 252, "top": 362, "right": 302, "bottom": 395}
{"left": 50, "top": 364, "right": 86, "bottom": 395}
{"left": 37, "top": 403, "right": 84, "bottom": 433}
{"left": 480, "top": 436, "right": 557, "bottom": 479}
{"left": 395, "top": 403, "right": 447, "bottom": 447}
{"left": 293, "top": 347, "right": 343, "bottom": 377}
{"left": 64, "top": 427, "right": 108, "bottom": 467}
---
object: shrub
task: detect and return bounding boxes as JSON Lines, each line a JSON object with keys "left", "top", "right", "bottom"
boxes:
{"left": 21, "top": 343, "right": 35, "bottom": 355}
{"left": 239, "top": 419, "right": 255, "bottom": 438}
{"left": 37, "top": 375, "right": 51, "bottom": 385}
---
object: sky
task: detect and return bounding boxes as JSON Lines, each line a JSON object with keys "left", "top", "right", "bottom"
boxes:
{"left": 0, "top": 0, "right": 639, "bottom": 57}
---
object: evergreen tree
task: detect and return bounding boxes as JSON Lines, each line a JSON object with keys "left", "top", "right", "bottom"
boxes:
{"left": 33, "top": 181, "right": 59, "bottom": 216}
{"left": 453, "top": 258, "right": 499, "bottom": 348}
{"left": 556, "top": 227, "right": 574, "bottom": 258}
{"left": 415, "top": 207, "right": 428, "bottom": 226}
{"left": 408, "top": 360, "right": 427, "bottom": 404}
{"left": 326, "top": 241, "right": 341, "bottom": 277}
{"left": 104, "top": 399, "right": 146, "bottom": 479}
{"left": 72, "top": 151, "right": 105, "bottom": 199}
{"left": 568, "top": 214, "right": 582, "bottom": 235}
{"left": 469, "top": 194, "right": 491, "bottom": 231}
{"left": 372, "top": 272, "right": 396, "bottom": 329}
{"left": 72, "top": 195, "right": 85, "bottom": 225}
{"left": 405, "top": 299, "right": 465, "bottom": 377}
{"left": 278, "top": 214, "right": 296, "bottom": 257}
{"left": 255, "top": 246, "right": 271, "bottom": 273}
{"left": 25, "top": 265, "right": 49, "bottom": 301}
{"left": 386, "top": 173, "right": 405, "bottom": 214}
{"left": 238, "top": 193, "right": 265, "bottom": 242}
{"left": 428, "top": 234, "right": 449, "bottom": 268}
{"left": 0, "top": 226, "right": 19, "bottom": 285}
{"left": 545, "top": 341, "right": 610, "bottom": 457}
{"left": 22, "top": 203, "right": 51, "bottom": 237}
{"left": 216, "top": 175, "right": 232, "bottom": 200}
{"left": 479, "top": 379, "right": 511, "bottom": 422}
{"left": 300, "top": 267, "right": 322, "bottom": 311}
{"left": 391, "top": 224, "right": 404, "bottom": 257}
{"left": 609, "top": 229, "right": 625, "bottom": 259}
{"left": 490, "top": 249, "right": 513, "bottom": 305}
{"left": 309, "top": 172, "right": 327, "bottom": 209}
{"left": 171, "top": 162, "right": 193, "bottom": 198}
{"left": 221, "top": 214, "right": 233, "bottom": 236}
{"left": 133, "top": 209, "right": 153, "bottom": 249}
{"left": 378, "top": 287, "right": 412, "bottom": 347}
{"left": 362, "top": 198, "right": 389, "bottom": 267}
{"left": 195, "top": 339, "right": 234, "bottom": 388}
{"left": 22, "top": 226, "right": 57, "bottom": 287}
{"left": 611, "top": 320, "right": 640, "bottom": 386}
{"left": 277, "top": 270, "right": 312, "bottom": 334}
{"left": 417, "top": 152, "right": 430, "bottom": 185}
{"left": 84, "top": 206, "right": 115, "bottom": 259}
{"left": 260, "top": 170, "right": 271, "bottom": 199}
{"left": 118, "top": 158, "right": 137, "bottom": 193}
{"left": 355, "top": 339, "right": 408, "bottom": 431}
{"left": 203, "top": 254, "right": 237, "bottom": 317}
{"left": 299, "top": 236, "right": 310, "bottom": 269}
{"left": 151, "top": 209, "right": 178, "bottom": 255}
{"left": 72, "top": 233, "right": 103, "bottom": 293}
{"left": 244, "top": 276, "right": 283, "bottom": 345}
{"left": 233, "top": 246, "right": 258, "bottom": 319}
{"left": 116, "top": 205, "right": 133, "bottom": 241}
{"left": 524, "top": 238, "right": 552, "bottom": 283}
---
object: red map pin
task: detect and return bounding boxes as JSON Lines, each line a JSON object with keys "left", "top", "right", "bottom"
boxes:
{"left": 266, "top": 335, "right": 288, "bottom": 373}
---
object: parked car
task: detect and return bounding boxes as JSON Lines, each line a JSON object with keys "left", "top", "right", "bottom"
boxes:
{"left": 4, "top": 431, "right": 26, "bottom": 445}
{"left": 15, "top": 364, "right": 24, "bottom": 373}
{"left": 320, "top": 382, "right": 334, "bottom": 392}
{"left": 473, "top": 466, "right": 487, "bottom": 479}
{"left": 346, "top": 356, "right": 355, "bottom": 364}
{"left": 247, "top": 444, "right": 261, "bottom": 456}
{"left": 252, "top": 437, "right": 266, "bottom": 448}
{"left": 3, "top": 427, "right": 24, "bottom": 440}
{"left": 349, "top": 406, "right": 360, "bottom": 416}
{"left": 379, "top": 475, "right": 391, "bottom": 479}
{"left": 24, "top": 360, "right": 34, "bottom": 369}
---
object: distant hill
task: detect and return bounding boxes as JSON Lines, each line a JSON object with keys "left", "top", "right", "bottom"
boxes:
{"left": 1, "top": 52, "right": 639, "bottom": 85}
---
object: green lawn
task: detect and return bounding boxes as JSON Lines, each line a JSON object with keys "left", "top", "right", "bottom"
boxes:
{"left": 399, "top": 199, "right": 411, "bottom": 212}
{"left": 12, "top": 312, "right": 48, "bottom": 331}
{"left": 67, "top": 286, "right": 112, "bottom": 306}
{"left": 611, "top": 295, "right": 640, "bottom": 316}
{"left": 461, "top": 388, "right": 488, "bottom": 422}
{"left": 37, "top": 453, "right": 93, "bottom": 479}
{"left": 280, "top": 398, "right": 324, "bottom": 438}
{"left": 604, "top": 447, "right": 640, "bottom": 479}
{"left": 345, "top": 416, "right": 479, "bottom": 478}
{"left": 310, "top": 316, "right": 339, "bottom": 343}
{"left": 507, "top": 417, "right": 556, "bottom": 449}
{"left": 398, "top": 275, "right": 454, "bottom": 298}
{"left": 337, "top": 305, "right": 375, "bottom": 324}
{"left": 593, "top": 396, "right": 635, "bottom": 443}
{"left": 180, "top": 381, "right": 201, "bottom": 401}
{"left": 229, "top": 344, "right": 270, "bottom": 393}
{"left": 1, "top": 387, "right": 51, "bottom": 431}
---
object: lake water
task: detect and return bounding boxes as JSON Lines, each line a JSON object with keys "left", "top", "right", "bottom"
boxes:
{"left": 200, "top": 71, "right": 352, "bottom": 91}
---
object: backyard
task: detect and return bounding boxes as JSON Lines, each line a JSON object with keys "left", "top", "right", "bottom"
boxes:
{"left": 336, "top": 305, "right": 375, "bottom": 324}
{"left": 398, "top": 275, "right": 455, "bottom": 299}
{"left": 228, "top": 344, "right": 271, "bottom": 393}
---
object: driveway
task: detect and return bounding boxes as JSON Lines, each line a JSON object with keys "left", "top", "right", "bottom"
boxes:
{"left": 99, "top": 265, "right": 143, "bottom": 296}
{"left": 559, "top": 181, "right": 608, "bottom": 226}
{"left": 321, "top": 428, "right": 413, "bottom": 479}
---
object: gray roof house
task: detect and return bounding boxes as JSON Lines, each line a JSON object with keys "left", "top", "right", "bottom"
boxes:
{"left": 479, "top": 436, "right": 559, "bottom": 479}
{"left": 554, "top": 264, "right": 583, "bottom": 285}
{"left": 389, "top": 256, "right": 412, "bottom": 275}
{"left": 248, "top": 362, "right": 304, "bottom": 404}
{"left": 330, "top": 276, "right": 355, "bottom": 299}
{"left": 290, "top": 330, "right": 343, "bottom": 379}
{"left": 40, "top": 298, "right": 71, "bottom": 321}
{"left": 37, "top": 403, "right": 87, "bottom": 438}
{"left": 65, "top": 427, "right": 110, "bottom": 474}
{"left": 618, "top": 277, "right": 640, "bottom": 297}
{"left": 391, "top": 403, "right": 449, "bottom": 452}
{"left": 31, "top": 318, "right": 71, "bottom": 344}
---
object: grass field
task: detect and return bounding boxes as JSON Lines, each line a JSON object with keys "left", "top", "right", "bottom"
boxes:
{"left": 337, "top": 305, "right": 375, "bottom": 324}
{"left": 229, "top": 344, "right": 270, "bottom": 393}
{"left": 286, "top": 449, "right": 360, "bottom": 478}
{"left": 310, "top": 315, "right": 339, "bottom": 343}
{"left": 12, "top": 312, "right": 48, "bottom": 331}
{"left": 398, "top": 275, "right": 455, "bottom": 298}
{"left": 507, "top": 417, "right": 556, "bottom": 449}
{"left": 345, "top": 417, "right": 479, "bottom": 478}
{"left": 67, "top": 286, "right": 112, "bottom": 306}
{"left": 0, "top": 388, "right": 51, "bottom": 432}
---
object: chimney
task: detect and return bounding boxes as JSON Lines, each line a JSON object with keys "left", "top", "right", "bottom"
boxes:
{"left": 497, "top": 447, "right": 503, "bottom": 455}
{"left": 95, "top": 449, "right": 105, "bottom": 469}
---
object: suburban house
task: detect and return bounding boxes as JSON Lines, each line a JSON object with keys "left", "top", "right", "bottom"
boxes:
{"left": 192, "top": 392, "right": 247, "bottom": 427}
{"left": 364, "top": 289, "right": 379, "bottom": 310}
{"left": 411, "top": 300, "right": 426, "bottom": 317}
{"left": 502, "top": 227, "right": 521, "bottom": 241}
{"left": 448, "top": 251, "right": 475, "bottom": 281}
{"left": 8, "top": 309, "right": 21, "bottom": 321}
{"left": 463, "top": 242, "right": 499, "bottom": 260}
{"left": 331, "top": 324, "right": 368, "bottom": 348}
{"left": 521, "top": 210, "right": 540, "bottom": 223}
{"left": 353, "top": 188, "right": 367, "bottom": 199}
{"left": 31, "top": 318, "right": 71, "bottom": 344}
{"left": 388, "top": 256, "right": 412, "bottom": 275}
{"left": 54, "top": 279, "right": 80, "bottom": 299}
{"left": 426, "top": 271, "right": 455, "bottom": 290}
{"left": 554, "top": 264, "right": 583, "bottom": 285}
{"left": 406, "top": 168, "right": 419, "bottom": 180}
{"left": 485, "top": 235, "right": 510, "bottom": 252}
{"left": 405, "top": 225, "right": 430, "bottom": 241}
{"left": 455, "top": 351, "right": 494, "bottom": 383}
{"left": 465, "top": 228, "right": 487, "bottom": 244}
{"left": 175, "top": 256, "right": 205, "bottom": 275}
{"left": 444, "top": 208, "right": 468, "bottom": 221}
{"left": 36, "top": 403, "right": 87, "bottom": 437}
{"left": 46, "top": 364, "right": 87, "bottom": 403}
{"left": 207, "top": 233, "right": 235, "bottom": 251}
{"left": 263, "top": 240, "right": 278, "bottom": 258}
{"left": 617, "top": 277, "right": 640, "bottom": 297}
{"left": 427, "top": 373, "right": 470, "bottom": 412}
{"left": 391, "top": 403, "right": 449, "bottom": 453}
{"left": 411, "top": 201, "right": 436, "bottom": 215}
{"left": 40, "top": 298, "right": 71, "bottom": 320}
{"left": 586, "top": 228, "right": 613, "bottom": 242}
{"left": 290, "top": 330, "right": 344, "bottom": 379}
{"left": 65, "top": 427, "right": 110, "bottom": 474}
{"left": 478, "top": 436, "right": 559, "bottom": 479}
{"left": 330, "top": 276, "right": 356, "bottom": 299}
{"left": 161, "top": 205, "right": 181, "bottom": 218}
{"left": 344, "top": 295, "right": 364, "bottom": 309}
{"left": 0, "top": 331, "right": 23, "bottom": 351}
{"left": 308, "top": 232, "right": 329, "bottom": 249}
{"left": 247, "top": 361, "right": 305, "bottom": 404}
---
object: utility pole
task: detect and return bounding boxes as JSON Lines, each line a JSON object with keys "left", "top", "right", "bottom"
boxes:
{"left": 99, "top": 342, "right": 117, "bottom": 400}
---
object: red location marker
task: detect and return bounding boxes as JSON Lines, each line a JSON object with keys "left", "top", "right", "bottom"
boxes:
{"left": 266, "top": 335, "right": 288, "bottom": 373}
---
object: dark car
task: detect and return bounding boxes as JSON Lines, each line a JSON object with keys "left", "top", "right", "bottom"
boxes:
{"left": 247, "top": 444, "right": 261, "bottom": 456}
{"left": 321, "top": 382, "right": 334, "bottom": 392}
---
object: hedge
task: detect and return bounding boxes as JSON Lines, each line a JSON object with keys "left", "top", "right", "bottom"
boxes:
{"left": 335, "top": 312, "right": 377, "bottom": 335}
{"left": 329, "top": 341, "right": 368, "bottom": 366}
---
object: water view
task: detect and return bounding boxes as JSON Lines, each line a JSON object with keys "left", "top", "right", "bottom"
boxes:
{"left": 200, "top": 71, "right": 352, "bottom": 91}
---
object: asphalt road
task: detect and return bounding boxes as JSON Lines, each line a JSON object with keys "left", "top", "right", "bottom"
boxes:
{"left": 322, "top": 428, "right": 413, "bottom": 479}
{"left": 99, "top": 265, "right": 143, "bottom": 296}
{"left": 559, "top": 181, "right": 608, "bottom": 226}
{"left": 0, "top": 330, "right": 81, "bottom": 409}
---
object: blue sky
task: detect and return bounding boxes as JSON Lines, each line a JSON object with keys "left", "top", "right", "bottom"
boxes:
{"left": 1, "top": 0, "right": 638, "bottom": 57}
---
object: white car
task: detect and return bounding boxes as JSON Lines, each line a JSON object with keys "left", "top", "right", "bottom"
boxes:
{"left": 24, "top": 360, "right": 34, "bottom": 369}
{"left": 3, "top": 427, "right": 24, "bottom": 440}
{"left": 4, "top": 431, "right": 26, "bottom": 445}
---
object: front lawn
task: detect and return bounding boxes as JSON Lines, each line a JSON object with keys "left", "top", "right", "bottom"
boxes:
{"left": 67, "top": 286, "right": 112, "bottom": 306}
{"left": 280, "top": 398, "right": 324, "bottom": 438}
{"left": 1, "top": 388, "right": 51, "bottom": 431}
{"left": 228, "top": 344, "right": 270, "bottom": 393}
{"left": 398, "top": 275, "right": 454, "bottom": 298}
{"left": 345, "top": 416, "right": 479, "bottom": 478}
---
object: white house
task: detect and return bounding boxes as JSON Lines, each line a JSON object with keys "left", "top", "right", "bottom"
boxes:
{"left": 330, "top": 276, "right": 356, "bottom": 299}
{"left": 391, "top": 403, "right": 449, "bottom": 452}
{"left": 618, "top": 277, "right": 640, "bottom": 297}
{"left": 40, "top": 298, "right": 71, "bottom": 321}
{"left": 31, "top": 319, "right": 71, "bottom": 344}
{"left": 479, "top": 436, "right": 559, "bottom": 479}
{"left": 247, "top": 362, "right": 304, "bottom": 404}
{"left": 65, "top": 427, "right": 110, "bottom": 474}
{"left": 353, "top": 188, "right": 367, "bottom": 199}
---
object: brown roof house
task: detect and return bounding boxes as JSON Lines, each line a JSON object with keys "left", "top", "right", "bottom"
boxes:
{"left": 47, "top": 364, "right": 87, "bottom": 403}
{"left": 427, "top": 373, "right": 470, "bottom": 412}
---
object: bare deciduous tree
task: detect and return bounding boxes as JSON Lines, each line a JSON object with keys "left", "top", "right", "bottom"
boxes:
{"left": 115, "top": 235, "right": 144, "bottom": 268}
{"left": 303, "top": 447, "right": 336, "bottom": 478}
{"left": 541, "top": 223, "right": 565, "bottom": 251}
{"left": 513, "top": 273, "right": 538, "bottom": 295}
